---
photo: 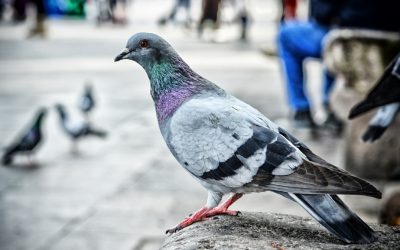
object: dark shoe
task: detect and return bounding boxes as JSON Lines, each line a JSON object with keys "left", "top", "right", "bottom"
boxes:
{"left": 27, "top": 24, "right": 47, "bottom": 38}
{"left": 320, "top": 112, "right": 344, "bottom": 136}
{"left": 293, "top": 110, "right": 316, "bottom": 129}
{"left": 320, "top": 103, "right": 344, "bottom": 135}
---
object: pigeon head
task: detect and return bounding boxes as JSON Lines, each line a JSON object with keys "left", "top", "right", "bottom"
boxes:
{"left": 114, "top": 32, "right": 178, "bottom": 71}
{"left": 55, "top": 104, "right": 67, "bottom": 120}
{"left": 115, "top": 33, "right": 210, "bottom": 95}
{"left": 37, "top": 107, "right": 47, "bottom": 118}
{"left": 115, "top": 33, "right": 220, "bottom": 123}
{"left": 34, "top": 107, "right": 47, "bottom": 127}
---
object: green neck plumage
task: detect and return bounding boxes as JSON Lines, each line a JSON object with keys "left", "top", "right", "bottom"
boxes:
{"left": 32, "top": 113, "right": 44, "bottom": 129}
{"left": 146, "top": 58, "right": 200, "bottom": 101}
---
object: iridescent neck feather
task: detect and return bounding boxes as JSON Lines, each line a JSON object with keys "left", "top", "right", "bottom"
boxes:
{"left": 144, "top": 56, "right": 210, "bottom": 123}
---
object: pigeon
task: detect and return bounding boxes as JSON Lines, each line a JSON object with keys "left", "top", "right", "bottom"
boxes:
{"left": 79, "top": 84, "right": 95, "bottom": 119}
{"left": 349, "top": 54, "right": 400, "bottom": 142}
{"left": 2, "top": 108, "right": 47, "bottom": 166}
{"left": 55, "top": 104, "right": 106, "bottom": 151}
{"left": 361, "top": 103, "right": 400, "bottom": 143}
{"left": 115, "top": 33, "right": 381, "bottom": 244}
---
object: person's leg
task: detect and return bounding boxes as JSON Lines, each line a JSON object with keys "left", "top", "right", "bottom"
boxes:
{"left": 320, "top": 69, "right": 344, "bottom": 134}
{"left": 168, "top": 0, "right": 180, "bottom": 20}
{"left": 322, "top": 69, "right": 334, "bottom": 105}
{"left": 278, "top": 21, "right": 330, "bottom": 112}
{"left": 181, "top": 0, "right": 190, "bottom": 9}
{"left": 12, "top": 0, "right": 27, "bottom": 21}
{"left": 236, "top": 0, "right": 248, "bottom": 41}
{"left": 278, "top": 25, "right": 308, "bottom": 112}
{"left": 181, "top": 0, "right": 191, "bottom": 24}
{"left": 28, "top": 0, "right": 47, "bottom": 37}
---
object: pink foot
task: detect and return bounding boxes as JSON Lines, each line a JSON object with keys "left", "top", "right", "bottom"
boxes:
{"left": 166, "top": 207, "right": 211, "bottom": 234}
{"left": 166, "top": 193, "right": 243, "bottom": 234}
{"left": 205, "top": 193, "right": 243, "bottom": 218}
{"left": 204, "top": 207, "right": 241, "bottom": 218}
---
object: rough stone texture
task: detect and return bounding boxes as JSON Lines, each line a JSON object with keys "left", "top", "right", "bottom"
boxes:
{"left": 323, "top": 29, "right": 400, "bottom": 180}
{"left": 160, "top": 212, "right": 400, "bottom": 250}
{"left": 324, "top": 29, "right": 400, "bottom": 120}
{"left": 344, "top": 114, "right": 400, "bottom": 180}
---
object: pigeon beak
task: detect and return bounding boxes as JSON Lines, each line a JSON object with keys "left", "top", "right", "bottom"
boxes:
{"left": 114, "top": 48, "right": 131, "bottom": 62}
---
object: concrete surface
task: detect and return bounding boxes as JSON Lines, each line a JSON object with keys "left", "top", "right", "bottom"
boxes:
{"left": 161, "top": 212, "right": 400, "bottom": 250}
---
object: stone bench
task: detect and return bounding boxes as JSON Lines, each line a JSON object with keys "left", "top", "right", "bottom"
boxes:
{"left": 160, "top": 212, "right": 400, "bottom": 250}
{"left": 323, "top": 29, "right": 400, "bottom": 181}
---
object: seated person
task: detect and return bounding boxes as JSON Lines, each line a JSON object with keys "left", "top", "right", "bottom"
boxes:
{"left": 278, "top": 0, "right": 400, "bottom": 131}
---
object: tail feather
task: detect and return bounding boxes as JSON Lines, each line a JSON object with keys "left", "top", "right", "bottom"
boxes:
{"left": 2, "top": 149, "right": 15, "bottom": 165}
{"left": 362, "top": 125, "right": 386, "bottom": 143}
{"left": 289, "top": 193, "right": 377, "bottom": 244}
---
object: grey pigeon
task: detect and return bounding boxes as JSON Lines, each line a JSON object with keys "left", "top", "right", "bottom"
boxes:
{"left": 2, "top": 108, "right": 47, "bottom": 165}
{"left": 362, "top": 103, "right": 400, "bottom": 143}
{"left": 55, "top": 104, "right": 106, "bottom": 151}
{"left": 79, "top": 83, "right": 95, "bottom": 119}
{"left": 350, "top": 54, "right": 400, "bottom": 118}
{"left": 350, "top": 54, "right": 400, "bottom": 142}
{"left": 115, "top": 33, "right": 381, "bottom": 244}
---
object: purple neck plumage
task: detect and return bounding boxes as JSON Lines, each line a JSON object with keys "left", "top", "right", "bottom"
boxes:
{"left": 145, "top": 51, "right": 218, "bottom": 124}
{"left": 155, "top": 86, "right": 199, "bottom": 123}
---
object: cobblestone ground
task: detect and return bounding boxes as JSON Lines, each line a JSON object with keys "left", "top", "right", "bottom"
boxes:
{"left": 0, "top": 1, "right": 380, "bottom": 249}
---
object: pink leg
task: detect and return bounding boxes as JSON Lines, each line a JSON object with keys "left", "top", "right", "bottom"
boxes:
{"left": 204, "top": 193, "right": 243, "bottom": 217}
{"left": 166, "top": 206, "right": 212, "bottom": 234}
{"left": 166, "top": 193, "right": 243, "bottom": 234}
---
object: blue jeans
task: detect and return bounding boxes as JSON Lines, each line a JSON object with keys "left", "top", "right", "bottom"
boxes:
{"left": 278, "top": 21, "right": 334, "bottom": 112}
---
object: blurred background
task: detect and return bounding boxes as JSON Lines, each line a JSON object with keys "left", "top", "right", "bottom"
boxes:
{"left": 0, "top": 0, "right": 399, "bottom": 249}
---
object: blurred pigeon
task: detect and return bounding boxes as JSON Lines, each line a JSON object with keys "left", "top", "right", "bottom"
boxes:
{"left": 349, "top": 54, "right": 400, "bottom": 117}
{"left": 349, "top": 54, "right": 400, "bottom": 142}
{"left": 55, "top": 104, "right": 106, "bottom": 151}
{"left": 115, "top": 33, "right": 381, "bottom": 244}
{"left": 2, "top": 108, "right": 47, "bottom": 166}
{"left": 79, "top": 84, "right": 95, "bottom": 119}
{"left": 362, "top": 103, "right": 400, "bottom": 143}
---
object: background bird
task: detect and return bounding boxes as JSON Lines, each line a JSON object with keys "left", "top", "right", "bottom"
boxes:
{"left": 115, "top": 32, "right": 381, "bottom": 244}
{"left": 55, "top": 103, "right": 106, "bottom": 152}
{"left": 361, "top": 103, "right": 400, "bottom": 143}
{"left": 349, "top": 54, "right": 400, "bottom": 142}
{"left": 349, "top": 54, "right": 400, "bottom": 117}
{"left": 2, "top": 108, "right": 47, "bottom": 166}
{"left": 78, "top": 83, "right": 95, "bottom": 121}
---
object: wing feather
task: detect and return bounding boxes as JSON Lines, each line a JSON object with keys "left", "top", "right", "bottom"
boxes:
{"left": 167, "top": 94, "right": 381, "bottom": 198}
{"left": 246, "top": 128, "right": 381, "bottom": 198}
{"left": 167, "top": 95, "right": 302, "bottom": 190}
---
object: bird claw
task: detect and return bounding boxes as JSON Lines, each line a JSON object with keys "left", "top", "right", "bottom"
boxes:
{"left": 165, "top": 205, "right": 241, "bottom": 235}
{"left": 166, "top": 225, "right": 182, "bottom": 234}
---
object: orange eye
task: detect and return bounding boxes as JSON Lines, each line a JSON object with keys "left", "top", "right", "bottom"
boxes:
{"left": 139, "top": 40, "right": 149, "bottom": 48}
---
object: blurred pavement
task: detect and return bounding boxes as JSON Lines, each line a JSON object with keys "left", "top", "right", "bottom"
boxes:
{"left": 0, "top": 1, "right": 375, "bottom": 249}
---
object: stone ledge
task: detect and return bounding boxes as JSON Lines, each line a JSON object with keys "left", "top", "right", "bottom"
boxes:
{"left": 160, "top": 212, "right": 400, "bottom": 250}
